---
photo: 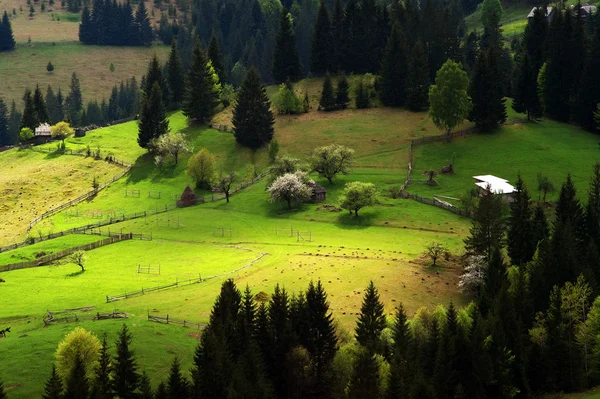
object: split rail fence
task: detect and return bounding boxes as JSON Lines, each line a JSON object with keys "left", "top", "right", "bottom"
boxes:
{"left": 147, "top": 314, "right": 205, "bottom": 330}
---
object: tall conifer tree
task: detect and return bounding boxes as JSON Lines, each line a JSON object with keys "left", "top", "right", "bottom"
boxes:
{"left": 183, "top": 41, "right": 220, "bottom": 121}
{"left": 310, "top": 0, "right": 332, "bottom": 75}
{"left": 355, "top": 281, "right": 387, "bottom": 355}
{"left": 406, "top": 40, "right": 430, "bottom": 111}
{"left": 507, "top": 175, "right": 535, "bottom": 266}
{"left": 42, "top": 365, "right": 64, "bottom": 399}
{"left": 379, "top": 23, "right": 407, "bottom": 106}
{"left": 63, "top": 355, "right": 89, "bottom": 399}
{"left": 33, "top": 84, "right": 49, "bottom": 124}
{"left": 138, "top": 82, "right": 169, "bottom": 149}
{"left": 512, "top": 53, "right": 542, "bottom": 120}
{"left": 319, "top": 73, "right": 336, "bottom": 111}
{"left": 134, "top": 0, "right": 152, "bottom": 46}
{"left": 112, "top": 324, "right": 140, "bottom": 399}
{"left": 0, "top": 99, "right": 9, "bottom": 147}
{"left": 21, "top": 89, "right": 38, "bottom": 130}
{"left": 0, "top": 11, "right": 15, "bottom": 51}
{"left": 166, "top": 40, "right": 185, "bottom": 105}
{"left": 273, "top": 9, "right": 302, "bottom": 83}
{"left": 67, "top": 73, "right": 83, "bottom": 126}
{"left": 207, "top": 32, "right": 225, "bottom": 84}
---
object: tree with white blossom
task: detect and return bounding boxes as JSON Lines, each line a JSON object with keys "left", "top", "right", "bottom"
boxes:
{"left": 458, "top": 255, "right": 487, "bottom": 294}
{"left": 268, "top": 171, "right": 312, "bottom": 209}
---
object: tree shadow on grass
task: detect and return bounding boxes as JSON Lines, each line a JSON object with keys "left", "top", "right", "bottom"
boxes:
{"left": 335, "top": 211, "right": 379, "bottom": 229}
{"left": 44, "top": 150, "right": 65, "bottom": 160}
{"left": 65, "top": 269, "right": 85, "bottom": 278}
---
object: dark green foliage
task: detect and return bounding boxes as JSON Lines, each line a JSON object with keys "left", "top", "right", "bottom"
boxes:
{"left": 0, "top": 10, "right": 16, "bottom": 51}
{"left": 135, "top": 1, "right": 153, "bottom": 46}
{"left": 310, "top": 0, "right": 332, "bottom": 75}
{"left": 480, "top": 247, "right": 508, "bottom": 315}
{"left": 64, "top": 355, "right": 89, "bottom": 399}
{"left": 93, "top": 334, "right": 112, "bottom": 399}
{"left": 8, "top": 100, "right": 21, "bottom": 144}
{"left": 575, "top": 25, "right": 600, "bottom": 131}
{"left": 183, "top": 41, "right": 220, "bottom": 121}
{"left": 335, "top": 74, "right": 350, "bottom": 110}
{"left": 532, "top": 203, "right": 549, "bottom": 249}
{"left": 512, "top": 53, "right": 542, "bottom": 120}
{"left": 379, "top": 23, "right": 406, "bottom": 106}
{"left": 33, "top": 84, "right": 49, "bottom": 124}
{"left": 138, "top": 82, "right": 169, "bottom": 149}
{"left": 21, "top": 89, "right": 38, "bottom": 130}
{"left": 66, "top": 73, "right": 83, "bottom": 126}
{"left": 145, "top": 54, "right": 168, "bottom": 105}
{"left": 139, "top": 371, "right": 153, "bottom": 399}
{"left": 154, "top": 382, "right": 167, "bottom": 399}
{"left": 112, "top": 324, "right": 139, "bottom": 399}
{"left": 79, "top": 0, "right": 150, "bottom": 46}
{"left": 232, "top": 67, "right": 274, "bottom": 149}
{"left": 348, "top": 347, "right": 381, "bottom": 399}
{"left": 464, "top": 190, "right": 505, "bottom": 260}
{"left": 355, "top": 281, "right": 386, "bottom": 355}
{"left": 0, "top": 99, "right": 9, "bottom": 147}
{"left": 523, "top": 7, "right": 548, "bottom": 75}
{"left": 355, "top": 79, "right": 369, "bottom": 109}
{"left": 406, "top": 40, "right": 430, "bottom": 112}
{"left": 167, "top": 357, "right": 188, "bottom": 399}
{"left": 46, "top": 86, "right": 62, "bottom": 124}
{"left": 167, "top": 40, "right": 185, "bottom": 105}
{"left": 319, "top": 73, "right": 336, "bottom": 111}
{"left": 508, "top": 176, "right": 535, "bottom": 266}
{"left": 273, "top": 9, "right": 302, "bottom": 83}
{"left": 42, "top": 364, "right": 64, "bottom": 399}
{"left": 207, "top": 32, "right": 225, "bottom": 84}
{"left": 387, "top": 304, "right": 412, "bottom": 397}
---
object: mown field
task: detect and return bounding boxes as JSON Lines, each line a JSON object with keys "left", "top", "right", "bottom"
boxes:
{"left": 0, "top": 43, "right": 169, "bottom": 107}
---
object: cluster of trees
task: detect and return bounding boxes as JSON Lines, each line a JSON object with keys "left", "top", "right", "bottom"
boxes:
{"left": 184, "top": 147, "right": 237, "bottom": 202}
{"left": 0, "top": 11, "right": 15, "bottom": 52}
{"left": 79, "top": 0, "right": 153, "bottom": 46}
{"left": 512, "top": 5, "right": 600, "bottom": 132}
{"left": 318, "top": 74, "right": 349, "bottom": 111}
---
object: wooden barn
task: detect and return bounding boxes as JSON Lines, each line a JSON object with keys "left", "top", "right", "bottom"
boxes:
{"left": 307, "top": 181, "right": 327, "bottom": 203}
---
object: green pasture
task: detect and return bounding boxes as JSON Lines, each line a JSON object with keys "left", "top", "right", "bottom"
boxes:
{"left": 0, "top": 234, "right": 100, "bottom": 265}
{"left": 409, "top": 119, "right": 600, "bottom": 202}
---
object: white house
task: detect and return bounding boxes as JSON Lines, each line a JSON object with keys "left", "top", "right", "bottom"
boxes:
{"left": 34, "top": 123, "right": 51, "bottom": 137}
{"left": 473, "top": 175, "right": 516, "bottom": 202}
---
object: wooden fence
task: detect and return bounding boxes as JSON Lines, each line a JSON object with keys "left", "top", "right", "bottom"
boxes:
{"left": 44, "top": 307, "right": 127, "bottom": 326}
{"left": 148, "top": 314, "right": 205, "bottom": 329}
{"left": 0, "top": 234, "right": 133, "bottom": 272}
{"left": 399, "top": 191, "right": 472, "bottom": 218}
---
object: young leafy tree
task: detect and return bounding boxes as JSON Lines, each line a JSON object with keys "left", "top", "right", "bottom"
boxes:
{"left": 310, "top": 0, "right": 332, "bottom": 75}
{"left": 338, "top": 181, "right": 377, "bottom": 217}
{"left": 138, "top": 82, "right": 169, "bottom": 150}
{"left": 63, "top": 355, "right": 90, "bottom": 399}
{"left": 208, "top": 32, "right": 225, "bottom": 84}
{"left": 406, "top": 40, "right": 430, "bottom": 112}
{"left": 464, "top": 189, "right": 505, "bottom": 260}
{"left": 232, "top": 67, "right": 274, "bottom": 149}
{"left": 273, "top": 9, "right": 302, "bottom": 83}
{"left": 319, "top": 73, "right": 336, "bottom": 111}
{"left": 166, "top": 40, "right": 185, "bottom": 105}
{"left": 183, "top": 41, "right": 220, "bottom": 121}
{"left": 112, "top": 324, "right": 139, "bottom": 399}
{"left": 268, "top": 171, "right": 312, "bottom": 209}
{"left": 21, "top": 88, "right": 38, "bottom": 130}
{"left": 156, "top": 132, "right": 189, "bottom": 164}
{"left": 425, "top": 242, "right": 448, "bottom": 266}
{"left": 508, "top": 175, "right": 535, "bottom": 266}
{"left": 537, "top": 173, "right": 555, "bottom": 202}
{"left": 187, "top": 148, "right": 215, "bottom": 189}
{"left": 214, "top": 171, "right": 237, "bottom": 203}
{"left": 42, "top": 365, "right": 64, "bottom": 399}
{"left": 355, "top": 281, "right": 386, "bottom": 354}
{"left": 309, "top": 143, "right": 354, "bottom": 184}
{"left": 429, "top": 60, "right": 472, "bottom": 141}
{"left": 379, "top": 23, "right": 407, "bottom": 106}
{"left": 51, "top": 121, "right": 75, "bottom": 146}
{"left": 47, "top": 61, "right": 54, "bottom": 73}
{"left": 335, "top": 74, "right": 350, "bottom": 110}
{"left": 55, "top": 327, "right": 101, "bottom": 381}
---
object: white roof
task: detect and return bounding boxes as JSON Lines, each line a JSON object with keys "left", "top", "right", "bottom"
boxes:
{"left": 473, "top": 175, "right": 515, "bottom": 195}
{"left": 35, "top": 123, "right": 51, "bottom": 136}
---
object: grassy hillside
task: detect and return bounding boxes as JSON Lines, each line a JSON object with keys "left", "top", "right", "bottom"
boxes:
{"left": 0, "top": 148, "right": 122, "bottom": 245}
{"left": 0, "top": 43, "right": 169, "bottom": 106}
{"left": 408, "top": 119, "right": 600, "bottom": 202}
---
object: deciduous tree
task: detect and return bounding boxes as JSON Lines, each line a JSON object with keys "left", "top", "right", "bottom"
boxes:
{"left": 309, "top": 143, "right": 354, "bottom": 184}
{"left": 214, "top": 171, "right": 236, "bottom": 203}
{"left": 339, "top": 181, "right": 377, "bottom": 217}
{"left": 187, "top": 148, "right": 215, "bottom": 189}
{"left": 156, "top": 132, "right": 189, "bottom": 164}
{"left": 268, "top": 171, "right": 312, "bottom": 209}
{"left": 55, "top": 327, "right": 101, "bottom": 381}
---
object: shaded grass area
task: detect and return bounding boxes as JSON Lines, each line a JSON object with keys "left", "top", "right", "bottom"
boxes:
{"left": 0, "top": 148, "right": 121, "bottom": 245}
{"left": 409, "top": 119, "right": 600, "bottom": 202}
{"left": 0, "top": 234, "right": 100, "bottom": 265}
{"left": 0, "top": 43, "right": 169, "bottom": 105}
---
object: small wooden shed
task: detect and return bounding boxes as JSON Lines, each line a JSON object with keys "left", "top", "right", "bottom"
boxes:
{"left": 307, "top": 181, "right": 327, "bottom": 203}
{"left": 178, "top": 185, "right": 199, "bottom": 207}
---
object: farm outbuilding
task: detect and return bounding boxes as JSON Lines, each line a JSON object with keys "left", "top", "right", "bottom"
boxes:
{"left": 473, "top": 175, "right": 516, "bottom": 202}
{"left": 307, "top": 181, "right": 327, "bottom": 203}
{"left": 177, "top": 185, "right": 202, "bottom": 207}
{"left": 34, "top": 123, "right": 51, "bottom": 137}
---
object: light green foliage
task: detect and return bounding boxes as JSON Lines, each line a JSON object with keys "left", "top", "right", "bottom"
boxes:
{"left": 19, "top": 127, "right": 34, "bottom": 141}
{"left": 156, "top": 132, "right": 190, "bottom": 164}
{"left": 55, "top": 327, "right": 101, "bottom": 381}
{"left": 230, "top": 62, "right": 247, "bottom": 87}
{"left": 309, "top": 144, "right": 355, "bottom": 184}
{"left": 268, "top": 139, "right": 279, "bottom": 163}
{"left": 428, "top": 60, "right": 472, "bottom": 138}
{"left": 187, "top": 148, "right": 215, "bottom": 189}
{"left": 51, "top": 121, "right": 75, "bottom": 143}
{"left": 220, "top": 83, "right": 235, "bottom": 108}
{"left": 481, "top": 0, "right": 503, "bottom": 30}
{"left": 207, "top": 60, "right": 222, "bottom": 98}
{"left": 273, "top": 83, "right": 303, "bottom": 115}
{"left": 69, "top": 249, "right": 87, "bottom": 271}
{"left": 338, "top": 181, "right": 377, "bottom": 217}
{"left": 424, "top": 242, "right": 448, "bottom": 266}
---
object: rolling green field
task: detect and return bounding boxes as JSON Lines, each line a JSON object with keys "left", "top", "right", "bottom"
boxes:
{"left": 409, "top": 119, "right": 600, "bottom": 203}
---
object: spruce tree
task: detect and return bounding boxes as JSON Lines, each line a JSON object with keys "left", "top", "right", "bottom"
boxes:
{"left": 406, "top": 40, "right": 430, "bottom": 112}
{"left": 46, "top": 86, "right": 62, "bottom": 124}
{"left": 232, "top": 67, "right": 274, "bottom": 149}
{"left": 21, "top": 89, "right": 38, "bottom": 130}
{"left": 523, "top": 7, "right": 548, "bottom": 74}
{"left": 335, "top": 74, "right": 350, "bottom": 110}
{"left": 355, "top": 281, "right": 387, "bottom": 355}
{"left": 134, "top": 0, "right": 152, "bottom": 46}
{"left": 154, "top": 382, "right": 167, "bottom": 399}
{"left": 8, "top": 100, "right": 21, "bottom": 144}
{"left": 42, "top": 365, "right": 64, "bottom": 399}
{"left": 355, "top": 78, "right": 370, "bottom": 109}
{"left": 575, "top": 27, "right": 600, "bottom": 131}
{"left": 310, "top": 0, "right": 332, "bottom": 75}
{"left": 0, "top": 98, "right": 9, "bottom": 147}
{"left": 330, "top": 0, "right": 344, "bottom": 72}
{"left": 138, "top": 82, "right": 169, "bottom": 149}
{"left": 166, "top": 40, "right": 185, "bottom": 105}
{"left": 67, "top": 72, "right": 83, "bottom": 126}
{"left": 0, "top": 380, "right": 5, "bottom": 399}
{"left": 64, "top": 355, "right": 89, "bottom": 399}
{"left": 507, "top": 175, "right": 535, "bottom": 266}
{"left": 512, "top": 52, "right": 542, "bottom": 120}
{"left": 183, "top": 41, "right": 220, "bottom": 121}
{"left": 79, "top": 6, "right": 92, "bottom": 43}
{"left": 480, "top": 247, "right": 508, "bottom": 315}
{"left": 387, "top": 304, "right": 413, "bottom": 397}
{"left": 139, "top": 371, "right": 153, "bottom": 399}
{"left": 33, "top": 84, "right": 49, "bottom": 123}
{"left": 144, "top": 54, "right": 168, "bottom": 104}
{"left": 93, "top": 334, "right": 112, "bottom": 399}
{"left": 468, "top": 46, "right": 506, "bottom": 131}
{"left": 379, "top": 23, "right": 407, "bottom": 106}
{"left": 0, "top": 11, "right": 15, "bottom": 51}
{"left": 112, "top": 324, "right": 139, "bottom": 399}
{"left": 532, "top": 203, "right": 549, "bottom": 248}
{"left": 207, "top": 31, "right": 225, "bottom": 84}
{"left": 464, "top": 189, "right": 505, "bottom": 260}
{"left": 543, "top": 9, "right": 572, "bottom": 122}
{"left": 273, "top": 9, "right": 302, "bottom": 83}
{"left": 167, "top": 357, "right": 188, "bottom": 399}
{"left": 348, "top": 347, "right": 381, "bottom": 399}
{"left": 319, "top": 73, "right": 336, "bottom": 111}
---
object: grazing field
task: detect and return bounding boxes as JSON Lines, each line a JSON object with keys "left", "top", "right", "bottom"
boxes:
{"left": 409, "top": 119, "right": 600, "bottom": 202}
{"left": 0, "top": 233, "right": 100, "bottom": 265}
{"left": 0, "top": 43, "right": 169, "bottom": 106}
{"left": 0, "top": 148, "right": 122, "bottom": 245}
